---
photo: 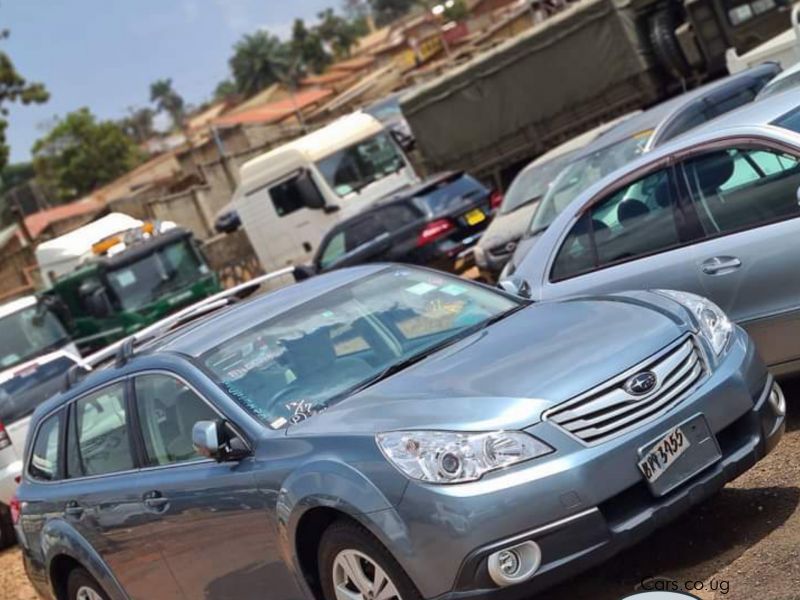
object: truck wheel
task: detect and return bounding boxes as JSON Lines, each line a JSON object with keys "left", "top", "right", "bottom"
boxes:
{"left": 649, "top": 9, "right": 692, "bottom": 80}
{"left": 66, "top": 568, "right": 110, "bottom": 600}
{"left": 318, "top": 520, "right": 422, "bottom": 600}
{"left": 0, "top": 503, "right": 15, "bottom": 549}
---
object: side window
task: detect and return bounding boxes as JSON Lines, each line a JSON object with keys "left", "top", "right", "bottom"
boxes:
{"left": 319, "top": 231, "right": 346, "bottom": 269}
{"left": 376, "top": 204, "right": 420, "bottom": 231}
{"left": 270, "top": 176, "right": 306, "bottom": 217}
{"left": 134, "top": 374, "right": 218, "bottom": 467}
{"left": 680, "top": 147, "right": 800, "bottom": 235}
{"left": 29, "top": 412, "right": 62, "bottom": 481}
{"left": 345, "top": 216, "right": 388, "bottom": 251}
{"left": 69, "top": 384, "right": 133, "bottom": 477}
{"left": 552, "top": 170, "right": 679, "bottom": 280}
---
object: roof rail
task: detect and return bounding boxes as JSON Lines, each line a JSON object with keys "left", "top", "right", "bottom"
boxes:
{"left": 72, "top": 267, "right": 297, "bottom": 377}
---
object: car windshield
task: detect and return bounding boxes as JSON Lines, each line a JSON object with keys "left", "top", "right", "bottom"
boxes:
{"left": 0, "top": 355, "right": 76, "bottom": 423}
{"left": 316, "top": 132, "right": 406, "bottom": 197}
{"left": 106, "top": 239, "right": 209, "bottom": 311}
{"left": 758, "top": 70, "right": 800, "bottom": 100}
{"left": 501, "top": 154, "right": 574, "bottom": 214}
{"left": 202, "top": 268, "right": 520, "bottom": 430}
{"left": 528, "top": 131, "right": 652, "bottom": 234}
{"left": 0, "top": 305, "right": 70, "bottom": 370}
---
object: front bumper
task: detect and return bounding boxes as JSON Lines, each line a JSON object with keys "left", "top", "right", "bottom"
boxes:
{"left": 390, "top": 329, "right": 784, "bottom": 599}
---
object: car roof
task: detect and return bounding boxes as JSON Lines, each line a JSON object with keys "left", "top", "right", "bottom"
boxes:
{"left": 156, "top": 264, "right": 386, "bottom": 358}
{"left": 760, "top": 60, "right": 800, "bottom": 92}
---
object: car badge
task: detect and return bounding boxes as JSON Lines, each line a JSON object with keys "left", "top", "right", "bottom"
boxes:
{"left": 624, "top": 371, "right": 657, "bottom": 396}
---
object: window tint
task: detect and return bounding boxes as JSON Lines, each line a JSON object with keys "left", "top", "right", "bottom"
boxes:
{"left": 70, "top": 384, "right": 133, "bottom": 477}
{"left": 680, "top": 148, "right": 800, "bottom": 235}
{"left": 134, "top": 375, "right": 217, "bottom": 467}
{"left": 270, "top": 176, "right": 309, "bottom": 217}
{"left": 29, "top": 412, "right": 61, "bottom": 481}
{"left": 319, "top": 231, "right": 346, "bottom": 269}
{"left": 346, "top": 216, "right": 388, "bottom": 250}
{"left": 375, "top": 204, "right": 420, "bottom": 231}
{"left": 552, "top": 170, "right": 679, "bottom": 280}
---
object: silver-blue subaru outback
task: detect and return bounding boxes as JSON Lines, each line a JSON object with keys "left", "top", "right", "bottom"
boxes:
{"left": 15, "top": 265, "right": 784, "bottom": 600}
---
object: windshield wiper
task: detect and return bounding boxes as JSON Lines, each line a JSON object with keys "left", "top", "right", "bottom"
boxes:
{"left": 334, "top": 304, "right": 529, "bottom": 399}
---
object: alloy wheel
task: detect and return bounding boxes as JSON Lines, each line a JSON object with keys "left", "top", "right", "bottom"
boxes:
{"left": 75, "top": 586, "right": 104, "bottom": 600}
{"left": 332, "top": 549, "right": 402, "bottom": 600}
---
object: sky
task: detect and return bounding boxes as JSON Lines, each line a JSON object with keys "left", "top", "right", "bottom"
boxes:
{"left": 2, "top": 0, "right": 336, "bottom": 163}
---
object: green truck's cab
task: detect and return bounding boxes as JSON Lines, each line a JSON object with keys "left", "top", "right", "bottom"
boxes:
{"left": 46, "top": 227, "right": 221, "bottom": 353}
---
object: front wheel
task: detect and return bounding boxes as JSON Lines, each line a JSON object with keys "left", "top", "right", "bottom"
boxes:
{"left": 318, "top": 521, "right": 422, "bottom": 600}
{"left": 66, "top": 568, "right": 110, "bottom": 600}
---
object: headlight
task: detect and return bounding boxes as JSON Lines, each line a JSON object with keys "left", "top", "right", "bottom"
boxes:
{"left": 656, "top": 290, "right": 732, "bottom": 355}
{"left": 376, "top": 430, "right": 552, "bottom": 484}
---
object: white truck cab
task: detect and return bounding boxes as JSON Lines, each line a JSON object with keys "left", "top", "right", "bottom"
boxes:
{"left": 234, "top": 112, "right": 418, "bottom": 272}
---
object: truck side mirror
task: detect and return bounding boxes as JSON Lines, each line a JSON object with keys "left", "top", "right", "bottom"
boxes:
{"left": 82, "top": 286, "right": 114, "bottom": 319}
{"left": 296, "top": 169, "right": 327, "bottom": 210}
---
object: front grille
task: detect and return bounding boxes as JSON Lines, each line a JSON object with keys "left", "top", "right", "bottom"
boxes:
{"left": 544, "top": 337, "right": 707, "bottom": 445}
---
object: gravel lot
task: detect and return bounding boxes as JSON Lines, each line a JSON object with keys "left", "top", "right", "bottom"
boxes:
{"left": 2, "top": 380, "right": 800, "bottom": 600}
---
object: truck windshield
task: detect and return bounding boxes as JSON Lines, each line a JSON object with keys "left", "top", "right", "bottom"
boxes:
{"left": 528, "top": 131, "right": 652, "bottom": 234}
{"left": 316, "top": 132, "right": 406, "bottom": 197}
{"left": 202, "top": 267, "right": 519, "bottom": 430}
{"left": 0, "top": 305, "right": 71, "bottom": 370}
{"left": 106, "top": 239, "right": 208, "bottom": 311}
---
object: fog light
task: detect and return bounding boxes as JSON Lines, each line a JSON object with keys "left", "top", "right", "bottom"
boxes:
{"left": 487, "top": 541, "right": 541, "bottom": 587}
{"left": 769, "top": 384, "right": 786, "bottom": 417}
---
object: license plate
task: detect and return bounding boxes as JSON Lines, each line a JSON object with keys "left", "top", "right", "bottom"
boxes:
{"left": 638, "top": 427, "right": 690, "bottom": 483}
{"left": 465, "top": 208, "right": 485, "bottom": 226}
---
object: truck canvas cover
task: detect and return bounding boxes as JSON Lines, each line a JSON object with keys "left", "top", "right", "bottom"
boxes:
{"left": 401, "top": 0, "right": 660, "bottom": 175}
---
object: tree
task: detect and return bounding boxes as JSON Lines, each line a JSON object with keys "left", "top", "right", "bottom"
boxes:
{"left": 213, "top": 79, "right": 238, "bottom": 101}
{"left": 342, "top": 0, "right": 370, "bottom": 20}
{"left": 0, "top": 30, "right": 49, "bottom": 171}
{"left": 119, "top": 107, "right": 155, "bottom": 144}
{"left": 291, "top": 19, "right": 331, "bottom": 75}
{"left": 149, "top": 78, "right": 185, "bottom": 130}
{"left": 316, "top": 8, "right": 362, "bottom": 59}
{"left": 369, "top": 0, "right": 416, "bottom": 26}
{"left": 229, "top": 31, "right": 291, "bottom": 97}
{"left": 32, "top": 108, "right": 143, "bottom": 202}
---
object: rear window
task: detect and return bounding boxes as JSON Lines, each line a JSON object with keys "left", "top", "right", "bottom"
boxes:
{"left": 29, "top": 411, "right": 62, "bottom": 481}
{"left": 0, "top": 356, "right": 76, "bottom": 423}
{"left": 413, "top": 175, "right": 488, "bottom": 213}
{"left": 773, "top": 106, "right": 800, "bottom": 134}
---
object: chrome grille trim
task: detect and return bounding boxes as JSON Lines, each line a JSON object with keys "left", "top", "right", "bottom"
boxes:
{"left": 543, "top": 336, "right": 707, "bottom": 445}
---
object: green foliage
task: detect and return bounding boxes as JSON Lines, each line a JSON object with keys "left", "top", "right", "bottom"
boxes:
{"left": 150, "top": 78, "right": 185, "bottom": 130}
{"left": 31, "top": 108, "right": 143, "bottom": 202}
{"left": 316, "top": 8, "right": 361, "bottom": 59}
{"left": 213, "top": 79, "right": 238, "bottom": 101}
{"left": 369, "top": 0, "right": 416, "bottom": 26}
{"left": 0, "top": 161, "right": 34, "bottom": 194}
{"left": 291, "top": 19, "right": 332, "bottom": 75}
{"left": 230, "top": 31, "right": 291, "bottom": 97}
{"left": 0, "top": 30, "right": 49, "bottom": 171}
{"left": 119, "top": 107, "right": 155, "bottom": 144}
{"left": 444, "top": 0, "right": 469, "bottom": 21}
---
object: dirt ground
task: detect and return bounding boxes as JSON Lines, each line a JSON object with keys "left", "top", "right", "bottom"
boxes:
{"left": 3, "top": 381, "right": 800, "bottom": 600}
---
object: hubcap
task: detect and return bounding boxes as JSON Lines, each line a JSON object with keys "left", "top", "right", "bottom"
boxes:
{"left": 332, "top": 549, "right": 402, "bottom": 600}
{"left": 76, "top": 586, "right": 103, "bottom": 600}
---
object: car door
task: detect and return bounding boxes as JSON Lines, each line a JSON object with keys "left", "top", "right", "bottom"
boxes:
{"left": 129, "top": 372, "right": 293, "bottom": 600}
{"left": 676, "top": 144, "right": 800, "bottom": 369}
{"left": 540, "top": 165, "right": 708, "bottom": 303}
{"left": 64, "top": 381, "right": 183, "bottom": 599}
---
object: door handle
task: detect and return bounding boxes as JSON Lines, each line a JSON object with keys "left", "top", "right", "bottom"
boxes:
{"left": 64, "top": 501, "right": 84, "bottom": 519}
{"left": 701, "top": 256, "right": 741, "bottom": 275}
{"left": 143, "top": 491, "right": 169, "bottom": 512}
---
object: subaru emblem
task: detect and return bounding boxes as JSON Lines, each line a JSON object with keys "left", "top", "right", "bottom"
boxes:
{"left": 624, "top": 371, "right": 657, "bottom": 396}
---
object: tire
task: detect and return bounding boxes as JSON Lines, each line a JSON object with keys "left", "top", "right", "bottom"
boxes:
{"left": 66, "top": 568, "right": 110, "bottom": 600}
{"left": 649, "top": 8, "right": 692, "bottom": 80}
{"left": 318, "top": 520, "right": 423, "bottom": 600}
{"left": 0, "top": 503, "right": 15, "bottom": 550}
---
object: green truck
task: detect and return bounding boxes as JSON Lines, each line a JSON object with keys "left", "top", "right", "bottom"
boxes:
{"left": 41, "top": 224, "right": 221, "bottom": 354}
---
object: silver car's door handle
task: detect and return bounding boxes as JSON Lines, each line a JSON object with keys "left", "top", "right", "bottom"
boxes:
{"left": 701, "top": 256, "right": 742, "bottom": 275}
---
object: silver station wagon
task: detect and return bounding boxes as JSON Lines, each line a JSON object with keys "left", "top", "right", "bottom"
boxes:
{"left": 15, "top": 266, "right": 784, "bottom": 600}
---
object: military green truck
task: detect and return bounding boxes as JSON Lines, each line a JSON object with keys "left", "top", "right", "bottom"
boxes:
{"left": 39, "top": 221, "right": 221, "bottom": 354}
{"left": 402, "top": 0, "right": 792, "bottom": 186}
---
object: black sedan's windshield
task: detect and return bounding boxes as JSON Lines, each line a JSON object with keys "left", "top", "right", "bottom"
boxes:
{"left": 202, "top": 268, "right": 519, "bottom": 429}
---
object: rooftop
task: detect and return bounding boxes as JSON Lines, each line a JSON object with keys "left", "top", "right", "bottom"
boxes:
{"left": 24, "top": 199, "right": 104, "bottom": 240}
{"left": 214, "top": 88, "right": 335, "bottom": 127}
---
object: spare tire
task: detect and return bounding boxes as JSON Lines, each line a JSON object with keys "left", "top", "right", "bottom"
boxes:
{"left": 649, "top": 8, "right": 693, "bottom": 80}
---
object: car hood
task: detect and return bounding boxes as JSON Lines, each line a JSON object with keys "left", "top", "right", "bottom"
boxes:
{"left": 477, "top": 203, "right": 538, "bottom": 251}
{"left": 288, "top": 293, "right": 689, "bottom": 435}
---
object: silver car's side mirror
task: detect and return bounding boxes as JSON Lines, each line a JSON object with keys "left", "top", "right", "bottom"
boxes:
{"left": 498, "top": 277, "right": 532, "bottom": 299}
{"left": 193, "top": 420, "right": 221, "bottom": 460}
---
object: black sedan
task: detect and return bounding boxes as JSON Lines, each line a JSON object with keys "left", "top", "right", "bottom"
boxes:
{"left": 296, "top": 172, "right": 499, "bottom": 278}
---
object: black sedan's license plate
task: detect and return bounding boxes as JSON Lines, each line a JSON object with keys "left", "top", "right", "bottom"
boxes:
{"left": 637, "top": 415, "right": 722, "bottom": 497}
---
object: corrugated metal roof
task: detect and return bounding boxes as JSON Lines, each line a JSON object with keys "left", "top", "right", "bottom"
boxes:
{"left": 24, "top": 199, "right": 104, "bottom": 240}
{"left": 214, "top": 88, "right": 334, "bottom": 127}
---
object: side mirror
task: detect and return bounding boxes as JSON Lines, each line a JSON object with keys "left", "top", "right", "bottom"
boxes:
{"left": 192, "top": 420, "right": 249, "bottom": 462}
{"left": 498, "top": 277, "right": 532, "bottom": 299}
{"left": 390, "top": 129, "right": 416, "bottom": 153}
{"left": 296, "top": 169, "right": 327, "bottom": 210}
{"left": 84, "top": 287, "right": 113, "bottom": 319}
